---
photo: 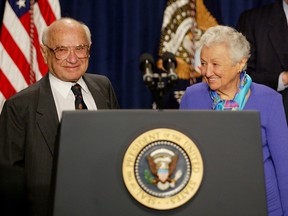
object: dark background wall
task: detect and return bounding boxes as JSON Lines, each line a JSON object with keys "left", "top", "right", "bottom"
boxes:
{"left": 0, "top": 0, "right": 275, "bottom": 108}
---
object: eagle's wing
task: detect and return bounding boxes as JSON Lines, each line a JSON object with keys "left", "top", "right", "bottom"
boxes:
{"left": 169, "top": 154, "right": 178, "bottom": 176}
{"left": 146, "top": 155, "right": 157, "bottom": 176}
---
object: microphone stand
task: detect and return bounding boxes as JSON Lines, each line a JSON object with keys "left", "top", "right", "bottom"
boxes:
{"left": 154, "top": 74, "right": 165, "bottom": 110}
{"left": 145, "top": 71, "right": 176, "bottom": 110}
{"left": 140, "top": 52, "right": 177, "bottom": 110}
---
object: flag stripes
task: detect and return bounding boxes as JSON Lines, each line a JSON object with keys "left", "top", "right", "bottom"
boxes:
{"left": 0, "top": 0, "right": 61, "bottom": 112}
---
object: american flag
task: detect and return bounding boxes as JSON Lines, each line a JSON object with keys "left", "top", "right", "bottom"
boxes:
{"left": 0, "top": 0, "right": 61, "bottom": 112}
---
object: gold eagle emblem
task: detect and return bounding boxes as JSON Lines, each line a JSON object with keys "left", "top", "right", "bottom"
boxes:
{"left": 145, "top": 148, "right": 183, "bottom": 190}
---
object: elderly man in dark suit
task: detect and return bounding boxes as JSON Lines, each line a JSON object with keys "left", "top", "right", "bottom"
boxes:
{"left": 0, "top": 18, "right": 119, "bottom": 216}
{"left": 236, "top": 0, "right": 288, "bottom": 123}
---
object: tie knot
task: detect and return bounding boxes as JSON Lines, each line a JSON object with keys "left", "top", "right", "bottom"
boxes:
{"left": 71, "top": 83, "right": 82, "bottom": 97}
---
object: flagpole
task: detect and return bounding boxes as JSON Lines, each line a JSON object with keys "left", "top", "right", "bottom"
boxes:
{"left": 29, "top": 0, "right": 36, "bottom": 85}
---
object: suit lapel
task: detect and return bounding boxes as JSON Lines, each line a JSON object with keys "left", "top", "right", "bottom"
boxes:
{"left": 36, "top": 74, "right": 59, "bottom": 155}
{"left": 268, "top": 2, "right": 288, "bottom": 70}
{"left": 83, "top": 74, "right": 110, "bottom": 109}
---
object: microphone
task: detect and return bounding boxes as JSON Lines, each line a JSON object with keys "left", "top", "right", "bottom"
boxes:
{"left": 162, "top": 52, "right": 178, "bottom": 82}
{"left": 139, "top": 53, "right": 155, "bottom": 84}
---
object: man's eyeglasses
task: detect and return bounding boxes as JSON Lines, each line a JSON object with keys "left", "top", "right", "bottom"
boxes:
{"left": 44, "top": 44, "right": 90, "bottom": 60}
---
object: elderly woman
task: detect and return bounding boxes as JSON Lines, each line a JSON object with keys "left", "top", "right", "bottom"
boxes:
{"left": 180, "top": 25, "right": 288, "bottom": 216}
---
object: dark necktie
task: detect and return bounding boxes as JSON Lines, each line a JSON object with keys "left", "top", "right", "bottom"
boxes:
{"left": 71, "top": 84, "right": 87, "bottom": 109}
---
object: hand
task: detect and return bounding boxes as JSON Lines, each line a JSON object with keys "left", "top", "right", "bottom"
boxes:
{"left": 282, "top": 71, "right": 288, "bottom": 86}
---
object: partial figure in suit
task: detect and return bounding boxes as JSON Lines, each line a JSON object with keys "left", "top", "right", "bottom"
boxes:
{"left": 236, "top": 0, "right": 288, "bottom": 122}
{"left": 0, "top": 18, "right": 119, "bottom": 216}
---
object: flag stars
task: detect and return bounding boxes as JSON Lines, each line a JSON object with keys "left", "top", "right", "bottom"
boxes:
{"left": 16, "top": 0, "right": 26, "bottom": 9}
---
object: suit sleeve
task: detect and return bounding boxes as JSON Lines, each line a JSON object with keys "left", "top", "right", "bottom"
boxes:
{"left": 0, "top": 100, "right": 25, "bottom": 167}
{"left": 106, "top": 78, "right": 120, "bottom": 109}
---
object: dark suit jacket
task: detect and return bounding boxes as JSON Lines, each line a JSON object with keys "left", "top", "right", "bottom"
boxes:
{"left": 0, "top": 165, "right": 26, "bottom": 216}
{"left": 236, "top": 0, "right": 288, "bottom": 121}
{"left": 0, "top": 73, "right": 119, "bottom": 216}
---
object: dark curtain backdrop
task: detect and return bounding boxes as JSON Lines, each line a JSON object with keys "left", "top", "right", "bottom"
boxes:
{"left": 0, "top": 0, "right": 276, "bottom": 108}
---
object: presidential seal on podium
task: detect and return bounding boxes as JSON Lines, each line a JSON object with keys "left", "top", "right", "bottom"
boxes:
{"left": 122, "top": 128, "right": 204, "bottom": 210}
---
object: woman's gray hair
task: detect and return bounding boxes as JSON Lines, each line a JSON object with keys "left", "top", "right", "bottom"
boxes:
{"left": 198, "top": 25, "right": 250, "bottom": 68}
{"left": 42, "top": 17, "right": 92, "bottom": 45}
